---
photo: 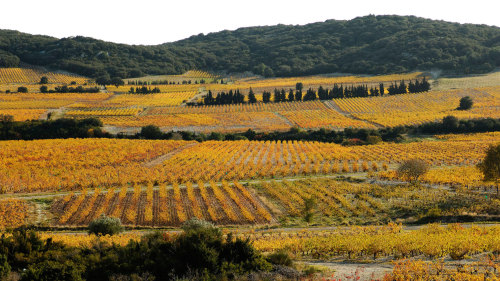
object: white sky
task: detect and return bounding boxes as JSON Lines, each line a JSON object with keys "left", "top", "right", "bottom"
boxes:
{"left": 1, "top": 0, "right": 498, "bottom": 45}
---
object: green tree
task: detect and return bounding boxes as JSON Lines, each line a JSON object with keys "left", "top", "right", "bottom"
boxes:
{"left": 88, "top": 215, "right": 124, "bottom": 236}
{"left": 17, "top": 86, "right": 28, "bottom": 93}
{"left": 296, "top": 82, "right": 303, "bottom": 92}
{"left": 477, "top": 143, "right": 500, "bottom": 195}
{"left": 262, "top": 91, "right": 271, "bottom": 103}
{"left": 110, "top": 77, "right": 124, "bottom": 87}
{"left": 39, "top": 76, "right": 48, "bottom": 84}
{"left": 442, "top": 115, "right": 459, "bottom": 132}
{"left": 248, "top": 88, "right": 257, "bottom": 103}
{"left": 140, "top": 125, "right": 163, "bottom": 139}
{"left": 40, "top": 85, "right": 48, "bottom": 93}
{"left": 457, "top": 96, "right": 473, "bottom": 110}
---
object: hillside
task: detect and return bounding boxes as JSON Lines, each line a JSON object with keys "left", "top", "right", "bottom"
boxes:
{"left": 0, "top": 15, "right": 499, "bottom": 79}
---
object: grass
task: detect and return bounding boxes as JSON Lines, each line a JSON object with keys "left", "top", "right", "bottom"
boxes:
{"left": 431, "top": 70, "right": 500, "bottom": 90}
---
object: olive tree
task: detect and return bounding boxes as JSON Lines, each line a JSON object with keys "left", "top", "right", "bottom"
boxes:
{"left": 88, "top": 215, "right": 124, "bottom": 236}
{"left": 477, "top": 143, "right": 500, "bottom": 195}
{"left": 397, "top": 159, "right": 429, "bottom": 184}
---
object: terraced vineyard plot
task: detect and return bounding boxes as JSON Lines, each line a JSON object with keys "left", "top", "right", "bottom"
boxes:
{"left": 332, "top": 87, "right": 500, "bottom": 127}
{"left": 101, "top": 112, "right": 291, "bottom": 132}
{"left": 0, "top": 93, "right": 113, "bottom": 109}
{"left": 0, "top": 109, "right": 46, "bottom": 121}
{"left": 52, "top": 182, "right": 273, "bottom": 226}
{"left": 279, "top": 109, "right": 374, "bottom": 129}
{"left": 0, "top": 67, "right": 89, "bottom": 84}
{"left": 252, "top": 178, "right": 500, "bottom": 225}
{"left": 205, "top": 72, "right": 423, "bottom": 93}
{"left": 151, "top": 100, "right": 329, "bottom": 114}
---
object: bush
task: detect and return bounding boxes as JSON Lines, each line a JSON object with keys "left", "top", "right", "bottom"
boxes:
{"left": 21, "top": 260, "right": 84, "bottom": 281}
{"left": 88, "top": 215, "right": 124, "bottom": 236}
{"left": 397, "top": 159, "right": 429, "bottom": 184}
{"left": 181, "top": 218, "right": 217, "bottom": 233}
{"left": 140, "top": 125, "right": 163, "bottom": 139}
{"left": 0, "top": 254, "right": 10, "bottom": 279}
{"left": 17, "top": 86, "right": 28, "bottom": 93}
{"left": 458, "top": 96, "right": 473, "bottom": 110}
{"left": 267, "top": 250, "right": 293, "bottom": 267}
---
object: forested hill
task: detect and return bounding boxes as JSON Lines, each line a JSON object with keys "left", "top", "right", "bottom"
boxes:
{"left": 1, "top": 15, "right": 499, "bottom": 79}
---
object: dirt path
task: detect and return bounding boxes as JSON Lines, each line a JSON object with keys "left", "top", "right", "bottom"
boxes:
{"left": 323, "top": 100, "right": 385, "bottom": 128}
{"left": 142, "top": 142, "right": 198, "bottom": 167}
{"left": 301, "top": 260, "right": 392, "bottom": 280}
{"left": 183, "top": 87, "right": 206, "bottom": 106}
{"left": 273, "top": 112, "right": 295, "bottom": 127}
{"left": 3, "top": 170, "right": 496, "bottom": 201}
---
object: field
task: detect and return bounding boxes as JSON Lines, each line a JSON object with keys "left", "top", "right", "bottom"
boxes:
{"left": 1, "top": 67, "right": 498, "bottom": 133}
{"left": 431, "top": 71, "right": 500, "bottom": 91}
{"left": 0, "top": 66, "right": 90, "bottom": 85}
{"left": 51, "top": 181, "right": 273, "bottom": 226}
{"left": 0, "top": 67, "right": 499, "bottom": 280}
{"left": 1, "top": 132, "right": 497, "bottom": 194}
{"left": 333, "top": 86, "right": 500, "bottom": 127}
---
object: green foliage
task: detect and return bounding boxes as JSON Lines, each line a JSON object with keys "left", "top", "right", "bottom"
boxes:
{"left": 0, "top": 222, "right": 272, "bottom": 280}
{"left": 477, "top": 143, "right": 500, "bottom": 194}
{"left": 88, "top": 215, "right": 124, "bottom": 236}
{"left": 17, "top": 86, "right": 28, "bottom": 93}
{"left": 0, "top": 254, "right": 10, "bottom": 279}
{"left": 0, "top": 15, "right": 498, "bottom": 78}
{"left": 140, "top": 125, "right": 163, "bottom": 139}
{"left": 0, "top": 117, "right": 107, "bottom": 140}
{"left": 267, "top": 250, "right": 293, "bottom": 267}
{"left": 303, "top": 197, "right": 316, "bottom": 223}
{"left": 39, "top": 76, "right": 48, "bottom": 84}
{"left": 458, "top": 96, "right": 473, "bottom": 110}
{"left": 21, "top": 260, "right": 84, "bottom": 281}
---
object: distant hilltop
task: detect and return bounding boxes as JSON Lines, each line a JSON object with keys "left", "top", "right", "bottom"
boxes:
{"left": 0, "top": 15, "right": 499, "bottom": 80}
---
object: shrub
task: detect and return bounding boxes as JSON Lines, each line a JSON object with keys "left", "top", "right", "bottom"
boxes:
{"left": 457, "top": 96, "right": 473, "bottom": 110}
{"left": 17, "top": 86, "right": 28, "bottom": 93}
{"left": 88, "top": 215, "right": 124, "bottom": 236}
{"left": 0, "top": 254, "right": 10, "bottom": 279}
{"left": 267, "top": 250, "right": 293, "bottom": 267}
{"left": 140, "top": 125, "right": 163, "bottom": 139}
{"left": 21, "top": 260, "right": 84, "bottom": 281}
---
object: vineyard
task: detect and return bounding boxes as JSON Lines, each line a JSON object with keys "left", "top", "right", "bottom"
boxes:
{"left": 252, "top": 177, "right": 500, "bottom": 225}
{"left": 0, "top": 68, "right": 497, "bottom": 133}
{"left": 51, "top": 181, "right": 273, "bottom": 226}
{"left": 0, "top": 199, "right": 29, "bottom": 229}
{"left": 0, "top": 67, "right": 89, "bottom": 84}
{"left": 205, "top": 72, "right": 424, "bottom": 93}
{"left": 0, "top": 132, "right": 497, "bottom": 193}
{"left": 333, "top": 86, "right": 500, "bottom": 127}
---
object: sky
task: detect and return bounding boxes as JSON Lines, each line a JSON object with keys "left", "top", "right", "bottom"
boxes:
{"left": 1, "top": 0, "right": 498, "bottom": 45}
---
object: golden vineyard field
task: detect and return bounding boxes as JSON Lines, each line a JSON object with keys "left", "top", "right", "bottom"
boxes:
{"left": 0, "top": 67, "right": 89, "bottom": 84}
{"left": 333, "top": 86, "right": 500, "bottom": 127}
{"left": 52, "top": 181, "right": 273, "bottom": 226}
{"left": 0, "top": 67, "right": 498, "bottom": 132}
{"left": 0, "top": 132, "right": 497, "bottom": 194}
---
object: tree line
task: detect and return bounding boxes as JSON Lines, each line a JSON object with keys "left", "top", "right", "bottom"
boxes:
{"left": 1, "top": 114, "right": 498, "bottom": 144}
{"left": 198, "top": 79, "right": 430, "bottom": 106}
{"left": 40, "top": 85, "right": 100, "bottom": 93}
{"left": 128, "top": 86, "right": 161, "bottom": 94}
